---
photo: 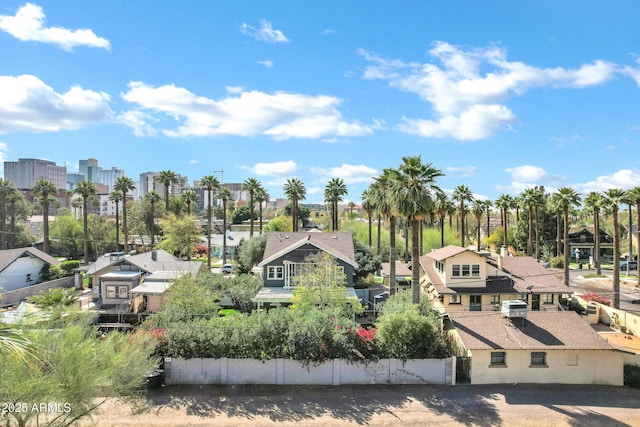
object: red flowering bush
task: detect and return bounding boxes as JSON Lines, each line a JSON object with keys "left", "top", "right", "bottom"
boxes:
{"left": 581, "top": 292, "right": 612, "bottom": 306}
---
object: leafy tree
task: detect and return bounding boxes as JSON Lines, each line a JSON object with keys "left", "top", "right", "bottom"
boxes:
{"left": 113, "top": 176, "right": 135, "bottom": 253}
{"left": 231, "top": 204, "right": 257, "bottom": 225}
{"left": 156, "top": 214, "right": 200, "bottom": 259}
{"left": 234, "top": 233, "right": 267, "bottom": 274}
{"left": 200, "top": 175, "right": 221, "bottom": 269}
{"left": 0, "top": 323, "right": 157, "bottom": 427}
{"left": 156, "top": 170, "right": 180, "bottom": 211}
{"left": 32, "top": 179, "right": 58, "bottom": 254}
{"left": 354, "top": 239, "right": 382, "bottom": 280}
{"left": 226, "top": 274, "right": 262, "bottom": 313}
{"left": 50, "top": 214, "right": 83, "bottom": 258}
{"left": 150, "top": 274, "right": 222, "bottom": 325}
{"left": 263, "top": 215, "right": 289, "bottom": 232}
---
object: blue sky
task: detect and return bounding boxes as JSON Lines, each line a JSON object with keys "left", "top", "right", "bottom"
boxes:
{"left": 1, "top": 1, "right": 640, "bottom": 204}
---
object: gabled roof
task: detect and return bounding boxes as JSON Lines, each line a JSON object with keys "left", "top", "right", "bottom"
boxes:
{"left": 258, "top": 232, "right": 357, "bottom": 268}
{"left": 451, "top": 311, "right": 613, "bottom": 351}
{"left": 87, "top": 249, "right": 202, "bottom": 277}
{"left": 499, "top": 256, "right": 569, "bottom": 293}
{"left": 0, "top": 247, "right": 59, "bottom": 273}
{"left": 425, "top": 245, "right": 474, "bottom": 261}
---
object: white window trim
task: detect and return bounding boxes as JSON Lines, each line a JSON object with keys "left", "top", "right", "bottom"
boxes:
{"left": 267, "top": 265, "right": 284, "bottom": 280}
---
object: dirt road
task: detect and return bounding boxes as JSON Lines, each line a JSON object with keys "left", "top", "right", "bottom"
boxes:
{"left": 86, "top": 384, "right": 640, "bottom": 426}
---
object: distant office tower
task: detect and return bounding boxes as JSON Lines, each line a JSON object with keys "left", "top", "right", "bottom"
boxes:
{"left": 79, "top": 158, "right": 101, "bottom": 183}
{"left": 4, "top": 158, "right": 67, "bottom": 190}
{"left": 98, "top": 167, "right": 124, "bottom": 192}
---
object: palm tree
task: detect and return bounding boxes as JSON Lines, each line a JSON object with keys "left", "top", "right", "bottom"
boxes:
{"left": 0, "top": 179, "right": 16, "bottom": 250}
{"left": 180, "top": 189, "right": 198, "bottom": 216}
{"left": 324, "top": 178, "right": 348, "bottom": 231}
{"left": 73, "top": 181, "right": 97, "bottom": 264}
{"left": 32, "top": 179, "right": 58, "bottom": 254}
{"left": 603, "top": 188, "right": 626, "bottom": 309}
{"left": 144, "top": 191, "right": 162, "bottom": 245}
{"left": 283, "top": 178, "right": 306, "bottom": 232}
{"left": 623, "top": 190, "right": 635, "bottom": 277}
{"left": 242, "top": 178, "right": 262, "bottom": 237}
{"left": 627, "top": 187, "right": 640, "bottom": 287}
{"left": 255, "top": 186, "right": 269, "bottom": 235}
{"left": 109, "top": 191, "right": 123, "bottom": 251}
{"left": 156, "top": 170, "right": 180, "bottom": 211}
{"left": 113, "top": 176, "right": 135, "bottom": 254}
{"left": 481, "top": 199, "right": 492, "bottom": 246}
{"left": 6, "top": 189, "right": 23, "bottom": 249}
{"left": 200, "top": 175, "right": 220, "bottom": 269}
{"left": 520, "top": 188, "right": 540, "bottom": 257}
{"left": 361, "top": 189, "right": 374, "bottom": 247}
{"left": 435, "top": 192, "right": 451, "bottom": 248}
{"left": 452, "top": 185, "right": 474, "bottom": 248}
{"left": 217, "top": 187, "right": 233, "bottom": 264}
{"left": 394, "top": 156, "right": 443, "bottom": 303}
{"left": 555, "top": 187, "right": 581, "bottom": 286}
{"left": 584, "top": 192, "right": 603, "bottom": 275}
{"left": 472, "top": 200, "right": 486, "bottom": 251}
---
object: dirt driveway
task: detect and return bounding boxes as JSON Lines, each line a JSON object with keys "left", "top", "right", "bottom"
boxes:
{"left": 86, "top": 384, "right": 640, "bottom": 426}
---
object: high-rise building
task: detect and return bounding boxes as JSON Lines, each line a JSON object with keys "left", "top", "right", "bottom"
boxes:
{"left": 98, "top": 167, "right": 124, "bottom": 192}
{"left": 139, "top": 172, "right": 190, "bottom": 199}
{"left": 4, "top": 158, "right": 67, "bottom": 190}
{"left": 78, "top": 158, "right": 101, "bottom": 183}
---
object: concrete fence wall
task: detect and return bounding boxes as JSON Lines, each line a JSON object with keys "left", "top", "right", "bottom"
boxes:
{"left": 0, "top": 276, "right": 74, "bottom": 306}
{"left": 164, "top": 357, "right": 455, "bottom": 386}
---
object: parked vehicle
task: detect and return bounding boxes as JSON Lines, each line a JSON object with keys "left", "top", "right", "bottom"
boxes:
{"left": 619, "top": 261, "right": 638, "bottom": 270}
{"left": 221, "top": 263, "right": 233, "bottom": 274}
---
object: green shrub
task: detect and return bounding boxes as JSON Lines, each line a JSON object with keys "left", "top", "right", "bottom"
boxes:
{"left": 624, "top": 364, "right": 640, "bottom": 388}
{"left": 549, "top": 256, "right": 564, "bottom": 268}
{"left": 59, "top": 260, "right": 80, "bottom": 275}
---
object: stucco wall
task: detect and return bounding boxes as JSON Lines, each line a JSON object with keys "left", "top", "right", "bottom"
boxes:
{"left": 442, "top": 252, "right": 487, "bottom": 287}
{"left": 0, "top": 276, "right": 74, "bottom": 306}
{"left": 470, "top": 349, "right": 623, "bottom": 386}
{"left": 164, "top": 357, "right": 454, "bottom": 385}
{"left": 0, "top": 256, "right": 48, "bottom": 292}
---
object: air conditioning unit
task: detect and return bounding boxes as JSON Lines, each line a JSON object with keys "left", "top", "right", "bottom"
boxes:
{"left": 501, "top": 300, "right": 528, "bottom": 319}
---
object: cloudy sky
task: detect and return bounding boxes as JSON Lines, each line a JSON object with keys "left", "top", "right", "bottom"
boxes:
{"left": 1, "top": 1, "right": 640, "bottom": 202}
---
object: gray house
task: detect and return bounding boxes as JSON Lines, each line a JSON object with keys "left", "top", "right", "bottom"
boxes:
{"left": 254, "top": 232, "right": 358, "bottom": 309}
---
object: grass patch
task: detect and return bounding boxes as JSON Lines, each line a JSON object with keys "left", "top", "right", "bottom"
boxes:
{"left": 583, "top": 273, "right": 606, "bottom": 279}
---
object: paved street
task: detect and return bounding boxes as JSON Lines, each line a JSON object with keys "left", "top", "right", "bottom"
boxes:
{"left": 568, "top": 268, "right": 640, "bottom": 314}
{"left": 89, "top": 384, "right": 640, "bottom": 426}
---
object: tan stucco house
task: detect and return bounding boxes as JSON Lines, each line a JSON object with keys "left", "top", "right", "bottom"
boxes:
{"left": 450, "top": 310, "right": 623, "bottom": 385}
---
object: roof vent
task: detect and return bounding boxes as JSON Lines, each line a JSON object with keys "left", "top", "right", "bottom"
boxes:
{"left": 501, "top": 300, "right": 527, "bottom": 319}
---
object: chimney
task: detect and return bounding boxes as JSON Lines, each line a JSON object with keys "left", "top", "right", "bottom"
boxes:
{"left": 498, "top": 245, "right": 507, "bottom": 270}
{"left": 151, "top": 251, "right": 157, "bottom": 261}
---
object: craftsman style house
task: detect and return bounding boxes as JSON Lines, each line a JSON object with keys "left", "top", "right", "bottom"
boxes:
{"left": 253, "top": 232, "right": 358, "bottom": 309}
{"left": 421, "top": 245, "right": 570, "bottom": 313}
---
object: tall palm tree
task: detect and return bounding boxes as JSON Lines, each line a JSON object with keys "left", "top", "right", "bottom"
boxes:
{"left": 548, "top": 192, "right": 563, "bottom": 257}
{"left": 623, "top": 190, "right": 635, "bottom": 276}
{"left": 435, "top": 192, "right": 451, "bottom": 248}
{"left": 472, "top": 200, "right": 486, "bottom": 251}
{"left": 481, "top": 199, "right": 492, "bottom": 246}
{"left": 627, "top": 187, "right": 640, "bottom": 287}
{"left": 283, "top": 178, "right": 306, "bottom": 232}
{"left": 113, "top": 176, "right": 135, "bottom": 254}
{"left": 144, "top": 190, "right": 162, "bottom": 245}
{"left": 603, "top": 188, "right": 626, "bottom": 309}
{"left": 32, "top": 179, "right": 58, "bottom": 254}
{"left": 73, "top": 181, "right": 97, "bottom": 264}
{"left": 361, "top": 189, "right": 374, "bottom": 247}
{"left": 555, "top": 187, "right": 581, "bottom": 286}
{"left": 452, "top": 185, "right": 474, "bottom": 248}
{"left": 394, "top": 156, "right": 444, "bottom": 303}
{"left": 200, "top": 175, "right": 220, "bottom": 269}
{"left": 520, "top": 188, "right": 540, "bottom": 257}
{"left": 6, "top": 189, "right": 23, "bottom": 249}
{"left": 255, "top": 186, "right": 269, "bottom": 235}
{"left": 324, "top": 177, "right": 348, "bottom": 231}
{"left": 584, "top": 191, "right": 603, "bottom": 275}
{"left": 109, "top": 190, "right": 123, "bottom": 252}
{"left": 242, "top": 178, "right": 262, "bottom": 237}
{"left": 217, "top": 187, "right": 233, "bottom": 264}
{"left": 0, "top": 179, "right": 16, "bottom": 250}
{"left": 155, "top": 170, "right": 179, "bottom": 211}
{"left": 494, "top": 195, "right": 511, "bottom": 240}
{"left": 370, "top": 168, "right": 400, "bottom": 295}
{"left": 180, "top": 189, "right": 198, "bottom": 216}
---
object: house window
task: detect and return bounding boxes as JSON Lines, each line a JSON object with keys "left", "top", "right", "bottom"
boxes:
{"left": 531, "top": 351, "right": 547, "bottom": 367}
{"left": 106, "top": 286, "right": 116, "bottom": 298}
{"left": 490, "top": 294, "right": 501, "bottom": 304}
{"left": 26, "top": 273, "right": 32, "bottom": 282}
{"left": 449, "top": 294, "right": 461, "bottom": 304}
{"left": 452, "top": 264, "right": 480, "bottom": 278}
{"left": 543, "top": 294, "right": 554, "bottom": 304}
{"left": 267, "top": 266, "right": 283, "bottom": 280}
{"left": 490, "top": 351, "right": 506, "bottom": 366}
{"left": 435, "top": 260, "right": 444, "bottom": 274}
{"left": 118, "top": 286, "right": 128, "bottom": 299}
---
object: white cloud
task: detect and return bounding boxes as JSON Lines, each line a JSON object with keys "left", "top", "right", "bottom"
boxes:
{"left": 574, "top": 169, "right": 640, "bottom": 194}
{"left": 495, "top": 165, "right": 564, "bottom": 194}
{"left": 504, "top": 165, "right": 550, "bottom": 183}
{"left": 226, "top": 86, "right": 244, "bottom": 94}
{"left": 361, "top": 41, "right": 619, "bottom": 140}
{"left": 241, "top": 19, "right": 289, "bottom": 43}
{"left": 0, "top": 74, "right": 111, "bottom": 133}
{"left": 258, "top": 60, "right": 274, "bottom": 68}
{"left": 189, "top": 160, "right": 198, "bottom": 165}
{"left": 446, "top": 165, "right": 476, "bottom": 178}
{"left": 310, "top": 164, "right": 378, "bottom": 185}
{"left": 120, "top": 82, "right": 374, "bottom": 139}
{"left": 0, "top": 142, "right": 8, "bottom": 176}
{"left": 117, "top": 110, "right": 156, "bottom": 137}
{"left": 0, "top": 3, "right": 110, "bottom": 50}
{"left": 250, "top": 160, "right": 298, "bottom": 177}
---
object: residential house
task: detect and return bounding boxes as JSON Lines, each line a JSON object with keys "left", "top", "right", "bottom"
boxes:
{"left": 380, "top": 261, "right": 412, "bottom": 291}
{"left": 0, "top": 247, "right": 59, "bottom": 293}
{"left": 253, "top": 232, "right": 358, "bottom": 309}
{"left": 450, "top": 310, "right": 623, "bottom": 385}
{"left": 131, "top": 270, "right": 188, "bottom": 313}
{"left": 85, "top": 249, "right": 204, "bottom": 307}
{"left": 567, "top": 225, "right": 614, "bottom": 262}
{"left": 421, "top": 245, "right": 570, "bottom": 313}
